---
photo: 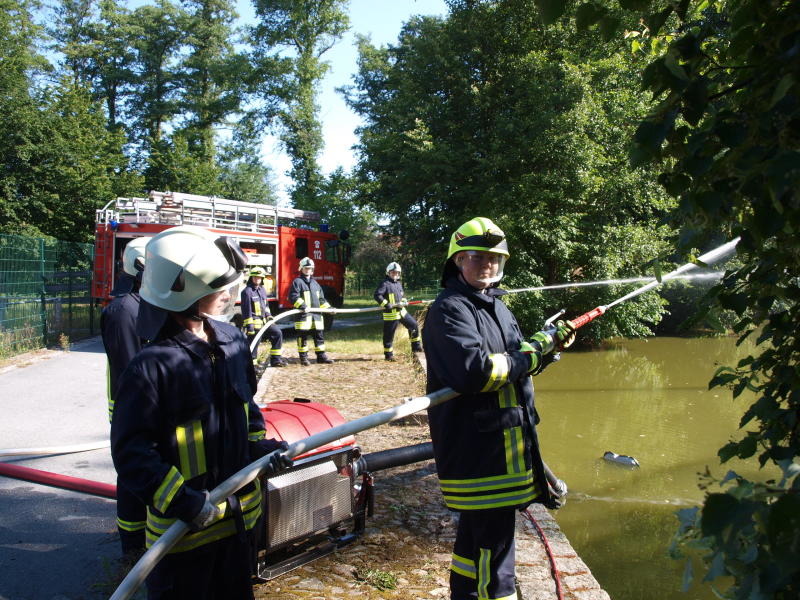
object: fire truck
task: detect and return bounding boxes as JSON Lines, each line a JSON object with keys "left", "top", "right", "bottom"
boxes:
{"left": 92, "top": 191, "right": 350, "bottom": 327}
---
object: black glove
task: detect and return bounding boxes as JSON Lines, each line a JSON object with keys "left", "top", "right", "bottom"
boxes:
{"left": 263, "top": 446, "right": 292, "bottom": 476}
{"left": 246, "top": 324, "right": 255, "bottom": 334}
{"left": 188, "top": 490, "right": 222, "bottom": 531}
{"left": 299, "top": 305, "right": 309, "bottom": 314}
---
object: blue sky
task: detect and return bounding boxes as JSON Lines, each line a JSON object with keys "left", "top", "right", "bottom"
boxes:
{"left": 244, "top": 0, "right": 450, "bottom": 204}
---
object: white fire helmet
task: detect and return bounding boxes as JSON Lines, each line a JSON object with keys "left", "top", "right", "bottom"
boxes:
{"left": 386, "top": 262, "right": 401, "bottom": 280}
{"left": 122, "top": 237, "right": 149, "bottom": 276}
{"left": 299, "top": 257, "right": 315, "bottom": 273}
{"left": 140, "top": 226, "right": 248, "bottom": 315}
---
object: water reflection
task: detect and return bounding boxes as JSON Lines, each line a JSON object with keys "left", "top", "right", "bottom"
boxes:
{"left": 533, "top": 336, "right": 771, "bottom": 600}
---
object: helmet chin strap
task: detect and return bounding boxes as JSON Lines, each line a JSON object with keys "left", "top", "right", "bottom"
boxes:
{"left": 179, "top": 302, "right": 204, "bottom": 322}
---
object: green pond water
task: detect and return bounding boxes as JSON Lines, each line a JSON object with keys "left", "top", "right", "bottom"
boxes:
{"left": 533, "top": 335, "right": 771, "bottom": 600}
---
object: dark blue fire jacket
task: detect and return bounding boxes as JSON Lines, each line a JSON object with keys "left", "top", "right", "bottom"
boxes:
{"left": 101, "top": 291, "right": 143, "bottom": 422}
{"left": 423, "top": 276, "right": 553, "bottom": 511}
{"left": 111, "top": 318, "right": 280, "bottom": 553}
{"left": 288, "top": 275, "right": 330, "bottom": 330}
{"left": 373, "top": 277, "right": 409, "bottom": 321}
{"left": 241, "top": 282, "right": 270, "bottom": 329}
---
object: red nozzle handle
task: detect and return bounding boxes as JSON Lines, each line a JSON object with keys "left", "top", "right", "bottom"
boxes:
{"left": 570, "top": 306, "right": 606, "bottom": 329}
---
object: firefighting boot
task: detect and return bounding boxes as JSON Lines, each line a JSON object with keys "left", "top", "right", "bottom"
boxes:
{"left": 316, "top": 352, "right": 334, "bottom": 364}
{"left": 411, "top": 341, "right": 422, "bottom": 353}
{"left": 384, "top": 352, "right": 396, "bottom": 362}
{"left": 270, "top": 356, "right": 287, "bottom": 368}
{"left": 299, "top": 352, "right": 311, "bottom": 366}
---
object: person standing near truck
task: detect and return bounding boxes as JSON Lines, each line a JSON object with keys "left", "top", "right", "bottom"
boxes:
{"left": 241, "top": 266, "right": 287, "bottom": 368}
{"left": 111, "top": 226, "right": 291, "bottom": 599}
{"left": 101, "top": 236, "right": 149, "bottom": 556}
{"left": 373, "top": 262, "right": 422, "bottom": 361}
{"left": 288, "top": 257, "right": 334, "bottom": 366}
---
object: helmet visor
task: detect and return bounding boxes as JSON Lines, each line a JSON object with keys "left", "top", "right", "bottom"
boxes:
{"left": 200, "top": 280, "right": 242, "bottom": 323}
{"left": 458, "top": 250, "right": 507, "bottom": 284}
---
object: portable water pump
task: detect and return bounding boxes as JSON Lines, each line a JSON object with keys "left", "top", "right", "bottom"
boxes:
{"left": 256, "top": 398, "right": 370, "bottom": 579}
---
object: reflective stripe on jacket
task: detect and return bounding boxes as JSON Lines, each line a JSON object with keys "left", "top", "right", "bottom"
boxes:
{"left": 241, "top": 283, "right": 270, "bottom": 329}
{"left": 111, "top": 318, "right": 269, "bottom": 552}
{"left": 422, "top": 276, "right": 553, "bottom": 511}
{"left": 374, "top": 277, "right": 408, "bottom": 321}
{"left": 288, "top": 275, "right": 330, "bottom": 330}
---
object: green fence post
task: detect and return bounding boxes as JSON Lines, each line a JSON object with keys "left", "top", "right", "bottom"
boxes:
{"left": 39, "top": 238, "right": 48, "bottom": 347}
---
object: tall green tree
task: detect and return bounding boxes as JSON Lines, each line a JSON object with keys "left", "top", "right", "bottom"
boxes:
{"left": 50, "top": 0, "right": 137, "bottom": 130}
{"left": 178, "top": 0, "right": 245, "bottom": 160}
{"left": 540, "top": 0, "right": 800, "bottom": 596}
{"left": 127, "top": 0, "right": 186, "bottom": 158}
{"left": 347, "top": 1, "right": 674, "bottom": 341}
{"left": 250, "top": 0, "right": 349, "bottom": 207}
{"left": 0, "top": 0, "right": 52, "bottom": 237}
{"left": 2, "top": 80, "right": 140, "bottom": 242}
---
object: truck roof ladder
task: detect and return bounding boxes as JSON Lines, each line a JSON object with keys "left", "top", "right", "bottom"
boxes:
{"left": 96, "top": 191, "right": 320, "bottom": 236}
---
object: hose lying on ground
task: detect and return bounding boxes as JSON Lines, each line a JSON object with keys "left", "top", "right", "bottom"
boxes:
{"left": 0, "top": 440, "right": 110, "bottom": 458}
{"left": 0, "top": 462, "right": 115, "bottom": 499}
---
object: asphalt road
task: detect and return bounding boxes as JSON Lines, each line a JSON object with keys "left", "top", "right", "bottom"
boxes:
{"left": 0, "top": 337, "right": 119, "bottom": 600}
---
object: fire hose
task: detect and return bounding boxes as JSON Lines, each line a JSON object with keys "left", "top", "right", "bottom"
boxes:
{"left": 249, "top": 237, "right": 738, "bottom": 353}
{"left": 112, "top": 237, "right": 740, "bottom": 598}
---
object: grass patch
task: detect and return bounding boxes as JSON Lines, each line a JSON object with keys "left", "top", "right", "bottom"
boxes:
{"left": 354, "top": 567, "right": 398, "bottom": 591}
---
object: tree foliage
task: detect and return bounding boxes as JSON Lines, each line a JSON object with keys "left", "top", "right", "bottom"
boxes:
{"left": 249, "top": 0, "right": 349, "bottom": 207}
{"left": 347, "top": 1, "right": 675, "bottom": 341}
{"left": 542, "top": 0, "right": 799, "bottom": 596}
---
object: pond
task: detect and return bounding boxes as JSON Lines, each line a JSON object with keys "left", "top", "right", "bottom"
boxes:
{"left": 533, "top": 335, "right": 771, "bottom": 600}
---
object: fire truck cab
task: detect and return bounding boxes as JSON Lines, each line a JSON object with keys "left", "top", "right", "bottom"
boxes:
{"left": 92, "top": 191, "right": 350, "bottom": 326}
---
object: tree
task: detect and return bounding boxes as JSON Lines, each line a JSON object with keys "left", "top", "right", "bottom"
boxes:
{"left": 178, "top": 0, "right": 246, "bottom": 160}
{"left": 127, "top": 0, "right": 187, "bottom": 159}
{"left": 2, "top": 80, "right": 140, "bottom": 242}
{"left": 249, "top": 0, "right": 349, "bottom": 207}
{"left": 538, "top": 0, "right": 799, "bottom": 596}
{"left": 347, "top": 2, "right": 674, "bottom": 341}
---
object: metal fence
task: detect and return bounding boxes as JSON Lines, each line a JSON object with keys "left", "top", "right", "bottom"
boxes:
{"left": 344, "top": 272, "right": 440, "bottom": 302}
{"left": 0, "top": 234, "right": 99, "bottom": 359}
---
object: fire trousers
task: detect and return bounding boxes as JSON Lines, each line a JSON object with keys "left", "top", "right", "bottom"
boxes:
{"left": 116, "top": 479, "right": 146, "bottom": 555}
{"left": 246, "top": 324, "right": 283, "bottom": 361}
{"left": 296, "top": 329, "right": 325, "bottom": 354}
{"left": 450, "top": 509, "right": 517, "bottom": 600}
{"left": 382, "top": 313, "right": 421, "bottom": 355}
{"left": 145, "top": 534, "right": 254, "bottom": 600}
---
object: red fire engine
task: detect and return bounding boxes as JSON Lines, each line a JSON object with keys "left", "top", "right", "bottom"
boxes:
{"left": 92, "top": 191, "right": 350, "bottom": 325}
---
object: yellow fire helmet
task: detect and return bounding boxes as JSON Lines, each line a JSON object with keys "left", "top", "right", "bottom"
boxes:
{"left": 442, "top": 217, "right": 509, "bottom": 286}
{"left": 248, "top": 266, "right": 267, "bottom": 279}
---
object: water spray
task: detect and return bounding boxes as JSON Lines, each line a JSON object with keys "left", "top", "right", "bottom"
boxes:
{"left": 568, "top": 238, "right": 739, "bottom": 329}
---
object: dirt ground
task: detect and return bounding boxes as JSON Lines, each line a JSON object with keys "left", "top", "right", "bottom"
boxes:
{"left": 253, "top": 351, "right": 457, "bottom": 600}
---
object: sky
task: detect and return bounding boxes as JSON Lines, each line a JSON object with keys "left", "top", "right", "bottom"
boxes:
{"left": 241, "top": 0, "right": 451, "bottom": 205}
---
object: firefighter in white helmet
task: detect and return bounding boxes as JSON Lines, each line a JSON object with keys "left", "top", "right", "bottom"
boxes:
{"left": 288, "top": 257, "right": 334, "bottom": 365}
{"left": 110, "top": 226, "right": 291, "bottom": 599}
{"left": 423, "top": 218, "right": 576, "bottom": 600}
{"left": 241, "top": 266, "right": 286, "bottom": 368}
{"left": 101, "top": 236, "right": 148, "bottom": 556}
{"left": 373, "top": 261, "right": 422, "bottom": 361}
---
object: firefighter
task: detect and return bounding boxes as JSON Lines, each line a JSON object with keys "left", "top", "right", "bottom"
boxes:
{"left": 101, "top": 236, "right": 148, "bottom": 556}
{"left": 111, "top": 226, "right": 291, "bottom": 600}
{"left": 422, "top": 217, "right": 576, "bottom": 600}
{"left": 241, "top": 266, "right": 287, "bottom": 368}
{"left": 288, "top": 257, "right": 334, "bottom": 366}
{"left": 373, "top": 262, "right": 422, "bottom": 361}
